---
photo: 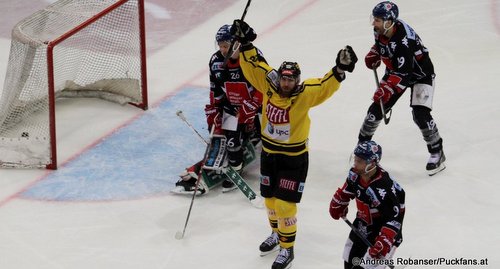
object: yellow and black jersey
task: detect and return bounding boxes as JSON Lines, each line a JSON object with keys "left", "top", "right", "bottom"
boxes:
{"left": 239, "top": 45, "right": 345, "bottom": 156}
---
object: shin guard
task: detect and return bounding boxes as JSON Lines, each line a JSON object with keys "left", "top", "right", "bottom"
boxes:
{"left": 275, "top": 199, "right": 297, "bottom": 249}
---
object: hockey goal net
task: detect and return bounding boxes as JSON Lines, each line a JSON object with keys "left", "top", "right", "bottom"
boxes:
{"left": 0, "top": 0, "right": 147, "bottom": 169}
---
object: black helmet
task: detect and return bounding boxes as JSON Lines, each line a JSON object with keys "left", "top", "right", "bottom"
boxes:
{"left": 354, "top": 140, "right": 382, "bottom": 163}
{"left": 215, "top": 24, "right": 232, "bottom": 42}
{"left": 372, "top": 1, "right": 399, "bottom": 21}
{"left": 278, "top": 61, "right": 301, "bottom": 81}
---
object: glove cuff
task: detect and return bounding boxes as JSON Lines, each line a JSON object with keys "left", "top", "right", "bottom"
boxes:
{"left": 332, "top": 67, "right": 346, "bottom": 82}
{"left": 380, "top": 226, "right": 398, "bottom": 243}
{"left": 240, "top": 42, "right": 254, "bottom": 51}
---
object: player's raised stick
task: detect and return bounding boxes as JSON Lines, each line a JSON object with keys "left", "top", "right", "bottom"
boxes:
{"left": 223, "top": 0, "right": 252, "bottom": 67}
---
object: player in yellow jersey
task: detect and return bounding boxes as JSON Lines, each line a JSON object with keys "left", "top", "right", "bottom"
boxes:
{"left": 231, "top": 19, "right": 358, "bottom": 269}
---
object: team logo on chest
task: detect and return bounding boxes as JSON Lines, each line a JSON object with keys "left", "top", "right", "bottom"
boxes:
{"left": 264, "top": 102, "right": 291, "bottom": 141}
{"left": 266, "top": 103, "right": 289, "bottom": 124}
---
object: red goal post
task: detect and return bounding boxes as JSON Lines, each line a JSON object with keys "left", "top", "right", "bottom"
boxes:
{"left": 0, "top": 0, "right": 148, "bottom": 169}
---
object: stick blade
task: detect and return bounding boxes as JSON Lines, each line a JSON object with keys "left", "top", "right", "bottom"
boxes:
{"left": 175, "top": 231, "right": 184, "bottom": 240}
{"left": 250, "top": 196, "right": 264, "bottom": 209}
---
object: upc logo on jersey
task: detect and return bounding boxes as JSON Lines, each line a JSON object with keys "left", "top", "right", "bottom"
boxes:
{"left": 265, "top": 122, "right": 290, "bottom": 141}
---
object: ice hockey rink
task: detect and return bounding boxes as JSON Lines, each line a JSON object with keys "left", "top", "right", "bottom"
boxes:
{"left": 0, "top": 0, "right": 499, "bottom": 268}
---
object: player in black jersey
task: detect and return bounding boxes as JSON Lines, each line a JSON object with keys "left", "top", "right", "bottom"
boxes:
{"left": 205, "top": 24, "right": 264, "bottom": 176}
{"left": 330, "top": 141, "right": 405, "bottom": 269}
{"left": 172, "top": 24, "right": 264, "bottom": 195}
{"left": 359, "top": 1, "right": 446, "bottom": 175}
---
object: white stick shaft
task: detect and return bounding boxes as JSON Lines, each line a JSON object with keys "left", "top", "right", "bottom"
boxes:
{"left": 176, "top": 110, "right": 209, "bottom": 144}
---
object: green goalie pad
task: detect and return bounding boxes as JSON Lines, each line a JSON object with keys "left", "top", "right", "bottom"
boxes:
{"left": 201, "top": 139, "right": 257, "bottom": 189}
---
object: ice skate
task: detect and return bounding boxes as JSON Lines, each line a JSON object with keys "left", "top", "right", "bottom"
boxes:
{"left": 259, "top": 232, "right": 279, "bottom": 256}
{"left": 426, "top": 150, "right": 446, "bottom": 176}
{"left": 272, "top": 247, "right": 294, "bottom": 269}
{"left": 221, "top": 179, "right": 237, "bottom": 193}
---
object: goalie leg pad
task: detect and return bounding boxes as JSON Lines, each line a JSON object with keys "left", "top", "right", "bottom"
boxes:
{"left": 203, "top": 135, "right": 227, "bottom": 171}
{"left": 201, "top": 169, "right": 226, "bottom": 189}
{"left": 242, "top": 140, "right": 256, "bottom": 167}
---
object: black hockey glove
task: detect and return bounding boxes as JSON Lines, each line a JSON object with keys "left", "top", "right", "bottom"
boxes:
{"left": 335, "top": 45, "right": 358, "bottom": 73}
{"left": 231, "top": 19, "right": 257, "bottom": 44}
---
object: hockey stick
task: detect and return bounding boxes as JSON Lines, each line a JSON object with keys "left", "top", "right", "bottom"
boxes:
{"left": 373, "top": 68, "right": 392, "bottom": 125}
{"left": 176, "top": 110, "right": 209, "bottom": 144}
{"left": 175, "top": 124, "right": 215, "bottom": 240}
{"left": 176, "top": 110, "right": 263, "bottom": 208}
{"left": 223, "top": 0, "right": 252, "bottom": 67}
{"left": 342, "top": 217, "right": 395, "bottom": 269}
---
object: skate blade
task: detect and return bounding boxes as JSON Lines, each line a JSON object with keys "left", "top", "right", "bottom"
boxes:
{"left": 259, "top": 245, "right": 279, "bottom": 257}
{"left": 428, "top": 163, "right": 446, "bottom": 176}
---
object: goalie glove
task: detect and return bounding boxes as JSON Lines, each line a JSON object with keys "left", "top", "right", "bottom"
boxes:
{"left": 335, "top": 45, "right": 358, "bottom": 73}
{"left": 205, "top": 104, "right": 222, "bottom": 134}
{"left": 365, "top": 44, "right": 381, "bottom": 69}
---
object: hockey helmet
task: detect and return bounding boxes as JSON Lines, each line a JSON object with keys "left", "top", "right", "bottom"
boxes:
{"left": 278, "top": 61, "right": 301, "bottom": 81}
{"left": 216, "top": 24, "right": 233, "bottom": 43}
{"left": 354, "top": 140, "right": 382, "bottom": 164}
{"left": 372, "top": 1, "right": 399, "bottom": 21}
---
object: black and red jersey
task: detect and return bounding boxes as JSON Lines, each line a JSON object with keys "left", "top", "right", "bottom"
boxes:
{"left": 375, "top": 19, "right": 435, "bottom": 89}
{"left": 341, "top": 166, "right": 405, "bottom": 245}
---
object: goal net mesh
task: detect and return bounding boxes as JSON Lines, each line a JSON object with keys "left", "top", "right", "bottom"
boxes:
{"left": 0, "top": 0, "right": 146, "bottom": 168}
